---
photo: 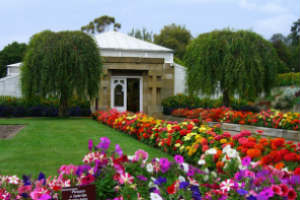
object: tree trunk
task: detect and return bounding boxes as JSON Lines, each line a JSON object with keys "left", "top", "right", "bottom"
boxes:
{"left": 223, "top": 90, "right": 230, "bottom": 107}
{"left": 59, "top": 95, "right": 68, "bottom": 117}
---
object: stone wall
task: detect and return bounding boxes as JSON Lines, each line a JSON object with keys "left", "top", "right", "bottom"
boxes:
{"left": 91, "top": 56, "right": 174, "bottom": 115}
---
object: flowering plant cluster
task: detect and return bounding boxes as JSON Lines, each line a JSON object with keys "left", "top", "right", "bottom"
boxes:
{"left": 1, "top": 138, "right": 299, "bottom": 200}
{"left": 93, "top": 110, "right": 300, "bottom": 171}
{"left": 171, "top": 107, "right": 300, "bottom": 131}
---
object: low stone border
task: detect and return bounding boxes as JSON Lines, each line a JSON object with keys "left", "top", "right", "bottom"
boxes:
{"left": 207, "top": 122, "right": 300, "bottom": 141}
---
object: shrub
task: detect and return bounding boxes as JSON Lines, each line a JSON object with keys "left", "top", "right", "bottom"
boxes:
{"left": 0, "top": 96, "right": 90, "bottom": 117}
{"left": 276, "top": 72, "right": 300, "bottom": 86}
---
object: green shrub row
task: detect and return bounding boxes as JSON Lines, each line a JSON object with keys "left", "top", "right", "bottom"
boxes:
{"left": 276, "top": 72, "right": 300, "bottom": 86}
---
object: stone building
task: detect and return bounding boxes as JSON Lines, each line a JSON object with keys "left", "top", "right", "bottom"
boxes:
{"left": 0, "top": 31, "right": 187, "bottom": 115}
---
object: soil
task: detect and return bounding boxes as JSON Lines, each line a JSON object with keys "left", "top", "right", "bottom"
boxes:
{"left": 0, "top": 125, "right": 25, "bottom": 139}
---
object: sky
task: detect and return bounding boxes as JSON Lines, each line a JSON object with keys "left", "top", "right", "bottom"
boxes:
{"left": 0, "top": 0, "right": 299, "bottom": 50}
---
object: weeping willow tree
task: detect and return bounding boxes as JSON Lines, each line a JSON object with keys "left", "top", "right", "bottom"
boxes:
{"left": 184, "top": 29, "right": 281, "bottom": 106}
{"left": 21, "top": 30, "right": 102, "bottom": 116}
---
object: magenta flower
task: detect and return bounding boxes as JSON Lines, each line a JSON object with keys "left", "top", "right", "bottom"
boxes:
{"left": 242, "top": 156, "right": 251, "bottom": 167}
{"left": 88, "top": 139, "right": 93, "bottom": 151}
{"left": 159, "top": 158, "right": 171, "bottom": 173}
{"left": 115, "top": 144, "right": 123, "bottom": 157}
{"left": 174, "top": 155, "right": 184, "bottom": 164}
{"left": 97, "top": 137, "right": 110, "bottom": 151}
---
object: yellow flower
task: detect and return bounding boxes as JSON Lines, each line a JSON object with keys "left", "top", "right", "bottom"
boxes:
{"left": 175, "top": 143, "right": 181, "bottom": 147}
{"left": 220, "top": 139, "right": 227, "bottom": 144}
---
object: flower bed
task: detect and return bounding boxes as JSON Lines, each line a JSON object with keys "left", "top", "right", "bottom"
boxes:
{"left": 171, "top": 107, "right": 300, "bottom": 131}
{"left": 93, "top": 110, "right": 300, "bottom": 171}
{"left": 1, "top": 138, "right": 299, "bottom": 200}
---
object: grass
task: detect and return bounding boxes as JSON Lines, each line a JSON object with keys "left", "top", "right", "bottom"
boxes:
{"left": 0, "top": 117, "right": 172, "bottom": 177}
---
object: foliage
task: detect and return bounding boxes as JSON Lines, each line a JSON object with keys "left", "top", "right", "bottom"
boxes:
{"left": 289, "top": 18, "right": 300, "bottom": 46}
{"left": 0, "top": 42, "right": 27, "bottom": 78}
{"left": 154, "top": 23, "right": 192, "bottom": 60}
{"left": 271, "top": 88, "right": 300, "bottom": 110}
{"left": 185, "top": 29, "right": 281, "bottom": 106}
{"left": 276, "top": 72, "right": 300, "bottom": 86}
{"left": 128, "top": 27, "right": 153, "bottom": 42}
{"left": 0, "top": 96, "right": 90, "bottom": 117}
{"left": 81, "top": 15, "right": 121, "bottom": 34}
{"left": 21, "top": 30, "right": 102, "bottom": 116}
{"left": 270, "top": 35, "right": 292, "bottom": 73}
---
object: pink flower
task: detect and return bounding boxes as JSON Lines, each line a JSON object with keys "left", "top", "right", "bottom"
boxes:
{"left": 118, "top": 172, "right": 134, "bottom": 185}
{"left": 30, "top": 188, "right": 51, "bottom": 200}
{"left": 80, "top": 174, "right": 95, "bottom": 186}
{"left": 134, "top": 149, "right": 148, "bottom": 161}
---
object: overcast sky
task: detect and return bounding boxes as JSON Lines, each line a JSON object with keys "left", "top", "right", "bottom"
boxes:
{"left": 0, "top": 0, "right": 299, "bottom": 50}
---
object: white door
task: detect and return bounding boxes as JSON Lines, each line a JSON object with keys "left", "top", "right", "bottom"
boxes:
{"left": 111, "top": 77, "right": 127, "bottom": 112}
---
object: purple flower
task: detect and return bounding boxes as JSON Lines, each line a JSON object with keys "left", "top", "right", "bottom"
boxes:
{"left": 290, "top": 175, "right": 300, "bottom": 185}
{"left": 190, "top": 185, "right": 201, "bottom": 200}
{"left": 154, "top": 176, "right": 167, "bottom": 186}
{"left": 115, "top": 144, "right": 123, "bottom": 156}
{"left": 88, "top": 139, "right": 93, "bottom": 151}
{"left": 257, "top": 187, "right": 274, "bottom": 200}
{"left": 137, "top": 175, "right": 148, "bottom": 181}
{"left": 237, "top": 189, "right": 248, "bottom": 196}
{"left": 174, "top": 155, "right": 184, "bottom": 164}
{"left": 38, "top": 172, "right": 46, "bottom": 185}
{"left": 242, "top": 156, "right": 251, "bottom": 167}
{"left": 179, "top": 181, "right": 189, "bottom": 189}
{"left": 97, "top": 137, "right": 110, "bottom": 151}
{"left": 159, "top": 158, "right": 171, "bottom": 173}
{"left": 187, "top": 167, "right": 195, "bottom": 177}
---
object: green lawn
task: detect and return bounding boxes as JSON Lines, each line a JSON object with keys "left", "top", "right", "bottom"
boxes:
{"left": 0, "top": 118, "right": 172, "bottom": 177}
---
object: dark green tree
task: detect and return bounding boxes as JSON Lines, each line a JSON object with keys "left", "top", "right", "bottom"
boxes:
{"left": 184, "top": 29, "right": 281, "bottom": 106}
{"left": 81, "top": 15, "right": 121, "bottom": 34}
{"left": 128, "top": 28, "right": 153, "bottom": 42}
{"left": 21, "top": 30, "right": 102, "bottom": 116}
{"left": 0, "top": 42, "right": 27, "bottom": 78}
{"left": 270, "top": 33, "right": 292, "bottom": 73}
{"left": 289, "top": 18, "right": 300, "bottom": 46}
{"left": 154, "top": 24, "right": 192, "bottom": 60}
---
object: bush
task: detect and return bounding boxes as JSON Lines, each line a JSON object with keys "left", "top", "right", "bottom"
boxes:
{"left": 276, "top": 72, "right": 300, "bottom": 86}
{"left": 0, "top": 96, "right": 90, "bottom": 117}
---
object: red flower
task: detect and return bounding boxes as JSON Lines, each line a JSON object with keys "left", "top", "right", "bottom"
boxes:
{"left": 294, "top": 167, "right": 300, "bottom": 175}
{"left": 287, "top": 188, "right": 297, "bottom": 200}
{"left": 279, "top": 184, "right": 289, "bottom": 196}
{"left": 167, "top": 183, "right": 176, "bottom": 194}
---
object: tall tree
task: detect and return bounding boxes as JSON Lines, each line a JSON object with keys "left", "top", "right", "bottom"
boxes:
{"left": 21, "top": 30, "right": 102, "bottom": 116}
{"left": 289, "top": 18, "right": 300, "bottom": 46}
{"left": 270, "top": 33, "right": 292, "bottom": 73}
{"left": 0, "top": 42, "right": 27, "bottom": 78}
{"left": 128, "top": 28, "right": 153, "bottom": 42}
{"left": 81, "top": 15, "right": 121, "bottom": 34}
{"left": 184, "top": 29, "right": 280, "bottom": 106}
{"left": 154, "top": 24, "right": 192, "bottom": 60}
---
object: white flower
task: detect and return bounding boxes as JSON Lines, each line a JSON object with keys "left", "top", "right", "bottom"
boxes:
{"left": 146, "top": 163, "right": 154, "bottom": 173}
{"left": 8, "top": 175, "right": 19, "bottom": 185}
{"left": 205, "top": 148, "right": 217, "bottom": 155}
{"left": 203, "top": 175, "right": 209, "bottom": 181}
{"left": 226, "top": 149, "right": 238, "bottom": 158}
{"left": 178, "top": 175, "right": 186, "bottom": 182}
{"left": 198, "top": 159, "right": 206, "bottom": 165}
{"left": 222, "top": 145, "right": 232, "bottom": 154}
{"left": 182, "top": 162, "right": 189, "bottom": 173}
{"left": 128, "top": 155, "right": 135, "bottom": 161}
{"left": 211, "top": 171, "right": 217, "bottom": 178}
{"left": 204, "top": 168, "right": 209, "bottom": 173}
{"left": 220, "top": 179, "right": 234, "bottom": 192}
{"left": 150, "top": 193, "right": 163, "bottom": 200}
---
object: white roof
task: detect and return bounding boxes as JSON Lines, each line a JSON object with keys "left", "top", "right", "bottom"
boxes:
{"left": 95, "top": 31, "right": 173, "bottom": 52}
{"left": 7, "top": 62, "right": 22, "bottom": 67}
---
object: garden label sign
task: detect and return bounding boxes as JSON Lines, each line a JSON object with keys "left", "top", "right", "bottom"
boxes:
{"left": 62, "top": 185, "right": 96, "bottom": 200}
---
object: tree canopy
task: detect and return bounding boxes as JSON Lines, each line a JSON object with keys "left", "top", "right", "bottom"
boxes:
{"left": 81, "top": 15, "right": 121, "bottom": 34}
{"left": 0, "top": 42, "right": 27, "bottom": 78}
{"left": 184, "top": 29, "right": 281, "bottom": 106}
{"left": 154, "top": 24, "right": 192, "bottom": 61}
{"left": 21, "top": 30, "right": 102, "bottom": 116}
{"left": 128, "top": 28, "right": 153, "bottom": 42}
